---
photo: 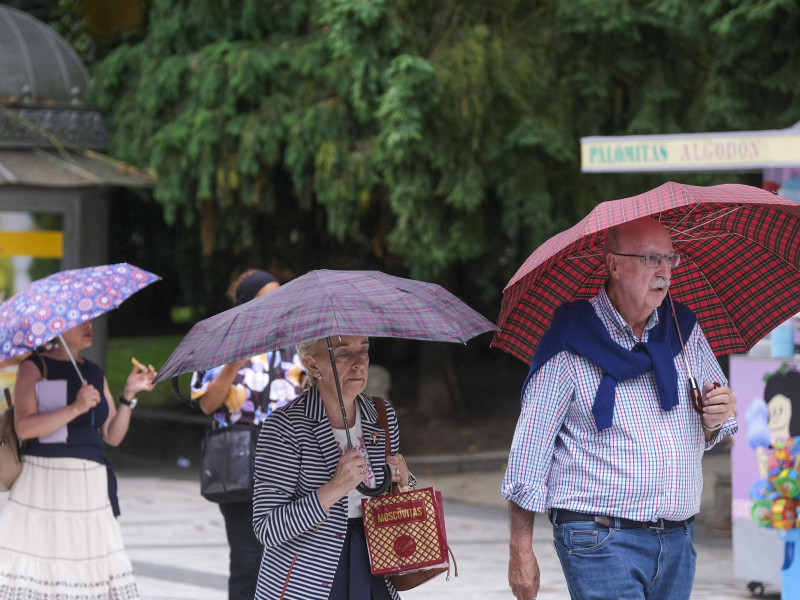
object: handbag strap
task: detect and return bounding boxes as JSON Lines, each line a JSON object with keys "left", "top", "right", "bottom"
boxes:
{"left": 374, "top": 397, "right": 414, "bottom": 493}
{"left": 29, "top": 353, "right": 47, "bottom": 380}
{"left": 372, "top": 397, "right": 456, "bottom": 581}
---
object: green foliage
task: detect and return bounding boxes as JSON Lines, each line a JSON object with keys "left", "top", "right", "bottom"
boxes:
{"left": 703, "top": 0, "right": 800, "bottom": 129}
{"left": 87, "top": 0, "right": 800, "bottom": 315}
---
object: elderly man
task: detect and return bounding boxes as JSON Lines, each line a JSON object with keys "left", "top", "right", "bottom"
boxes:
{"left": 503, "top": 216, "right": 737, "bottom": 600}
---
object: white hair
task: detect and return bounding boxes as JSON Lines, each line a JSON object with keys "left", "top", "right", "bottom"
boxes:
{"left": 296, "top": 339, "right": 323, "bottom": 386}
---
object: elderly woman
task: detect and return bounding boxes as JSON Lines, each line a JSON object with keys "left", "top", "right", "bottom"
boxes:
{"left": 252, "top": 335, "right": 410, "bottom": 600}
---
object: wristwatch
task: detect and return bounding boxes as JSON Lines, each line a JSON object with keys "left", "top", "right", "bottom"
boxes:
{"left": 119, "top": 394, "right": 138, "bottom": 410}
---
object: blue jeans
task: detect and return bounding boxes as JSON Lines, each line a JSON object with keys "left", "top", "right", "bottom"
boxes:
{"left": 552, "top": 516, "right": 696, "bottom": 599}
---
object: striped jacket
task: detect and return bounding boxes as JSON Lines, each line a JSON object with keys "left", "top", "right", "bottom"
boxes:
{"left": 253, "top": 388, "right": 401, "bottom": 600}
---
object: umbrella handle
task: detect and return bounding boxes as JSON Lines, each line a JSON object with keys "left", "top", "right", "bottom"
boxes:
{"left": 357, "top": 464, "right": 392, "bottom": 497}
{"left": 688, "top": 377, "right": 703, "bottom": 415}
{"left": 57, "top": 334, "right": 86, "bottom": 384}
{"left": 325, "top": 336, "right": 393, "bottom": 497}
{"left": 58, "top": 334, "right": 93, "bottom": 425}
{"left": 690, "top": 379, "right": 720, "bottom": 416}
{"left": 669, "top": 295, "right": 708, "bottom": 417}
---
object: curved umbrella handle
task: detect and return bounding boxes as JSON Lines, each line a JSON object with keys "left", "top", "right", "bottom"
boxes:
{"left": 357, "top": 463, "right": 392, "bottom": 496}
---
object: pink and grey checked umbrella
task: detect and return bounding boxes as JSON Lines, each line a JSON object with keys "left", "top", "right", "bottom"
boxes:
{"left": 0, "top": 263, "right": 161, "bottom": 363}
{"left": 155, "top": 269, "right": 497, "bottom": 383}
{"left": 492, "top": 181, "right": 800, "bottom": 364}
{"left": 155, "top": 269, "right": 495, "bottom": 496}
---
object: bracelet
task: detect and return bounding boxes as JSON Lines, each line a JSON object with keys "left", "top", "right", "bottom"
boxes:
{"left": 702, "top": 422, "right": 723, "bottom": 432}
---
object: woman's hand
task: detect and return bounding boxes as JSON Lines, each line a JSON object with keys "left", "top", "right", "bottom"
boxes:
{"left": 74, "top": 381, "right": 102, "bottom": 415}
{"left": 332, "top": 448, "right": 368, "bottom": 490}
{"left": 316, "top": 448, "right": 367, "bottom": 511}
{"left": 387, "top": 454, "right": 410, "bottom": 488}
{"left": 123, "top": 360, "right": 157, "bottom": 399}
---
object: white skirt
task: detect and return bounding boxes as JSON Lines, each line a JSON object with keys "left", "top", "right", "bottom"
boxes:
{"left": 0, "top": 455, "right": 138, "bottom": 599}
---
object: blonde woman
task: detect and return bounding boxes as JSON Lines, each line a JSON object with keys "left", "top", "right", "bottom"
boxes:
{"left": 253, "top": 335, "right": 410, "bottom": 600}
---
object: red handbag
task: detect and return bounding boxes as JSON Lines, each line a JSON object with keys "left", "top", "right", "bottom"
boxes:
{"left": 361, "top": 398, "right": 457, "bottom": 591}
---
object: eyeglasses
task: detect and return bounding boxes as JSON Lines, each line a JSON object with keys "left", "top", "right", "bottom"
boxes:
{"left": 612, "top": 252, "right": 681, "bottom": 269}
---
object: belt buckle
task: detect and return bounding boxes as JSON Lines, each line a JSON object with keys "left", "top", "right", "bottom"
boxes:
{"left": 647, "top": 519, "right": 665, "bottom": 530}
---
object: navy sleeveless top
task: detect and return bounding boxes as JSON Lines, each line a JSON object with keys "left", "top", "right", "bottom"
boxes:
{"left": 23, "top": 353, "right": 120, "bottom": 515}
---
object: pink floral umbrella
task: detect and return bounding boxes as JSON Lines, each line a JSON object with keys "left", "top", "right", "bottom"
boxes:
{"left": 0, "top": 263, "right": 161, "bottom": 372}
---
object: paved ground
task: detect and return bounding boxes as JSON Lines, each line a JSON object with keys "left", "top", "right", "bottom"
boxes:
{"left": 0, "top": 450, "right": 778, "bottom": 599}
{"left": 120, "top": 451, "right": 775, "bottom": 599}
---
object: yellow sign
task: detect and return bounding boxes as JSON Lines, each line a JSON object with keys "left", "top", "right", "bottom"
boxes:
{"left": 0, "top": 231, "right": 63, "bottom": 258}
{"left": 581, "top": 128, "right": 800, "bottom": 173}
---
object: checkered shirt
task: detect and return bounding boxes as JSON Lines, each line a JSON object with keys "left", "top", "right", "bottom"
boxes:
{"left": 502, "top": 288, "right": 738, "bottom": 521}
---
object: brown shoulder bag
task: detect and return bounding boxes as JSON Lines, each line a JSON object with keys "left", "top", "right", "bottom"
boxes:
{"left": 0, "top": 388, "right": 22, "bottom": 491}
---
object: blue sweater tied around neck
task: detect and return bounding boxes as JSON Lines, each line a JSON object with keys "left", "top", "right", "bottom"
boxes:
{"left": 524, "top": 296, "right": 697, "bottom": 431}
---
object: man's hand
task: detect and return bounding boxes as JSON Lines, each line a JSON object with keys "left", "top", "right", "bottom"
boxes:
{"left": 509, "top": 542, "right": 540, "bottom": 599}
{"left": 508, "top": 502, "right": 540, "bottom": 599}
{"left": 702, "top": 382, "right": 735, "bottom": 429}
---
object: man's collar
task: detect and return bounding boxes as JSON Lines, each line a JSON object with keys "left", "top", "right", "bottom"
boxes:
{"left": 597, "top": 287, "right": 659, "bottom": 337}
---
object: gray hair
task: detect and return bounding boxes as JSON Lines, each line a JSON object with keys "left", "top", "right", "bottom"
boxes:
{"left": 296, "top": 339, "right": 323, "bottom": 386}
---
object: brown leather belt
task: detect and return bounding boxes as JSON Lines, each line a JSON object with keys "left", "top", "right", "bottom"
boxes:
{"left": 549, "top": 509, "right": 694, "bottom": 530}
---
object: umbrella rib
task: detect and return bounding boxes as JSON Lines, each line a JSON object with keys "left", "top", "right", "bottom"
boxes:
{"left": 680, "top": 226, "right": 800, "bottom": 351}
{"left": 316, "top": 272, "right": 341, "bottom": 337}
{"left": 677, "top": 258, "right": 746, "bottom": 349}
{"left": 685, "top": 230, "right": 800, "bottom": 273}
{"left": 567, "top": 252, "right": 604, "bottom": 260}
{"left": 661, "top": 202, "right": 701, "bottom": 234}
{"left": 673, "top": 232, "right": 730, "bottom": 243}
{"left": 666, "top": 205, "right": 742, "bottom": 239}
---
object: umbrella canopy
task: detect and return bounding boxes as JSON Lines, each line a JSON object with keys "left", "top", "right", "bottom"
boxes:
{"left": 492, "top": 181, "right": 800, "bottom": 363}
{"left": 155, "top": 269, "right": 497, "bottom": 383}
{"left": 0, "top": 263, "right": 161, "bottom": 362}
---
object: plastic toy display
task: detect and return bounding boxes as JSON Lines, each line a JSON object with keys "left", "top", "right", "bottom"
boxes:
{"left": 750, "top": 435, "right": 800, "bottom": 597}
{"left": 750, "top": 436, "right": 800, "bottom": 530}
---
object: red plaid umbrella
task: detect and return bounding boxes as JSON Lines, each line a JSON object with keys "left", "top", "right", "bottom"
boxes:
{"left": 492, "top": 181, "right": 800, "bottom": 364}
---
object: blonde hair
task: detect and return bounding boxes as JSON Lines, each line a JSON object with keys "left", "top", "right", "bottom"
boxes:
{"left": 296, "top": 339, "right": 323, "bottom": 386}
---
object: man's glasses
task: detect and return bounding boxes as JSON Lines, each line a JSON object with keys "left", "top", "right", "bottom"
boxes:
{"left": 613, "top": 252, "right": 681, "bottom": 269}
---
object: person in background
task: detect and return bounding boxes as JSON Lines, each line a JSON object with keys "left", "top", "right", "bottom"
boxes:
{"left": 0, "top": 319, "right": 156, "bottom": 598}
{"left": 191, "top": 269, "right": 301, "bottom": 600}
{"left": 504, "top": 217, "right": 737, "bottom": 600}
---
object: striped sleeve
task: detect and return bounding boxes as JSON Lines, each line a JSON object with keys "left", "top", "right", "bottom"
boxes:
{"left": 502, "top": 351, "right": 574, "bottom": 512}
{"left": 252, "top": 408, "right": 330, "bottom": 548}
{"left": 385, "top": 400, "right": 400, "bottom": 456}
